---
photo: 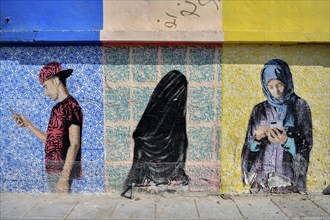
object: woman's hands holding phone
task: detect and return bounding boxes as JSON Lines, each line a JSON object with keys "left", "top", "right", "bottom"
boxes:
{"left": 267, "top": 128, "right": 288, "bottom": 145}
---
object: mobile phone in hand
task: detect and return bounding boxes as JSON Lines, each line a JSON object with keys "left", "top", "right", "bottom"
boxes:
{"left": 269, "top": 120, "right": 283, "bottom": 133}
{"left": 10, "top": 108, "right": 23, "bottom": 125}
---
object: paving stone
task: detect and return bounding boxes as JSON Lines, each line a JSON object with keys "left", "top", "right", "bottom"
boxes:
{"left": 1, "top": 192, "right": 329, "bottom": 220}
{"left": 155, "top": 197, "right": 198, "bottom": 219}
{"left": 308, "top": 193, "right": 330, "bottom": 214}
{"left": 232, "top": 195, "right": 289, "bottom": 219}
{"left": 299, "top": 217, "right": 330, "bottom": 220}
{"left": 0, "top": 194, "right": 40, "bottom": 219}
{"left": 195, "top": 196, "right": 243, "bottom": 219}
{"left": 271, "top": 194, "right": 329, "bottom": 219}
{"left": 66, "top": 196, "right": 116, "bottom": 219}
{"left": 110, "top": 198, "right": 155, "bottom": 219}
{"left": 21, "top": 195, "right": 77, "bottom": 219}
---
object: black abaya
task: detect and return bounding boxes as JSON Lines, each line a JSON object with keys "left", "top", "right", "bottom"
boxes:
{"left": 124, "top": 70, "right": 189, "bottom": 188}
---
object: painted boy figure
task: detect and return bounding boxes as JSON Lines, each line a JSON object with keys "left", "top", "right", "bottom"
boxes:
{"left": 13, "top": 62, "right": 83, "bottom": 193}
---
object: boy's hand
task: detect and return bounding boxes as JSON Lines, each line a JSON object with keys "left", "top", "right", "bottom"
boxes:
{"left": 56, "top": 178, "right": 70, "bottom": 193}
{"left": 12, "top": 114, "right": 29, "bottom": 128}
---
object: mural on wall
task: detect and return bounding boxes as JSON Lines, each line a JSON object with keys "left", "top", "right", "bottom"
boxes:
{"left": 241, "top": 59, "right": 313, "bottom": 193}
{"left": 103, "top": 45, "right": 221, "bottom": 193}
{"left": 11, "top": 62, "right": 83, "bottom": 193}
{"left": 121, "top": 70, "right": 189, "bottom": 197}
{"left": 0, "top": 46, "right": 105, "bottom": 193}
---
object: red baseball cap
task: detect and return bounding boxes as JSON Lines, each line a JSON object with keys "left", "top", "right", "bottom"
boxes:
{"left": 38, "top": 61, "right": 73, "bottom": 85}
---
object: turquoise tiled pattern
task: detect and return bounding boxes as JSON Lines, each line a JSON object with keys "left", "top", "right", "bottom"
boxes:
{"left": 105, "top": 87, "right": 130, "bottom": 122}
{"left": 106, "top": 164, "right": 131, "bottom": 191}
{"left": 0, "top": 45, "right": 105, "bottom": 193}
{"left": 132, "top": 46, "right": 158, "bottom": 82}
{"left": 160, "top": 46, "right": 187, "bottom": 76}
{"left": 188, "top": 126, "right": 214, "bottom": 162}
{"left": 133, "top": 87, "right": 154, "bottom": 121}
{"left": 104, "top": 46, "right": 130, "bottom": 83}
{"left": 217, "top": 88, "right": 222, "bottom": 123}
{"left": 189, "top": 46, "right": 216, "bottom": 82}
{"left": 189, "top": 86, "right": 215, "bottom": 122}
{"left": 105, "top": 126, "right": 131, "bottom": 161}
{"left": 104, "top": 45, "right": 222, "bottom": 192}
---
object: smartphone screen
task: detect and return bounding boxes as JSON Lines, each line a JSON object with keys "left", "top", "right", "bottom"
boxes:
{"left": 270, "top": 120, "right": 283, "bottom": 131}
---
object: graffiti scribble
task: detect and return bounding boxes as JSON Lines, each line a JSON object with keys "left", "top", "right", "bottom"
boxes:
{"left": 198, "top": 0, "right": 220, "bottom": 10}
{"left": 180, "top": 1, "right": 200, "bottom": 17}
{"left": 159, "top": 0, "right": 221, "bottom": 29}
{"left": 165, "top": 13, "right": 178, "bottom": 29}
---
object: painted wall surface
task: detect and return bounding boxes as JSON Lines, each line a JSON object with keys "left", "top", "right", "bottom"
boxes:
{"left": 103, "top": 45, "right": 222, "bottom": 192}
{"left": 222, "top": 0, "right": 330, "bottom": 42}
{"left": 0, "top": 45, "right": 105, "bottom": 192}
{"left": 220, "top": 44, "right": 330, "bottom": 194}
{"left": 2, "top": 0, "right": 329, "bottom": 43}
{"left": 0, "top": 44, "right": 221, "bottom": 193}
{"left": 1, "top": 43, "right": 329, "bottom": 193}
{"left": 101, "top": 0, "right": 223, "bottom": 41}
{"left": 0, "top": 0, "right": 103, "bottom": 41}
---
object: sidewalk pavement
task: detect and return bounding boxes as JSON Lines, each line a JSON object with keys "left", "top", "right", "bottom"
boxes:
{"left": 1, "top": 191, "right": 329, "bottom": 220}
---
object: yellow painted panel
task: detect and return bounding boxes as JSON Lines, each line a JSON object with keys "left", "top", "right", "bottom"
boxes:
{"left": 220, "top": 43, "right": 330, "bottom": 194}
{"left": 222, "top": 1, "right": 330, "bottom": 42}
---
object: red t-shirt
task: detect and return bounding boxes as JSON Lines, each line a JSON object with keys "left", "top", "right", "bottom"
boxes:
{"left": 45, "top": 95, "right": 83, "bottom": 179}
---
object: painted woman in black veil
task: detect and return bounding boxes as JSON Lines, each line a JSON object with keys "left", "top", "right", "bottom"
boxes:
{"left": 121, "top": 70, "right": 189, "bottom": 197}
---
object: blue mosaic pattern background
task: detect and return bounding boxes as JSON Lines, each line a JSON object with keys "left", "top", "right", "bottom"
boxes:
{"left": 0, "top": 45, "right": 105, "bottom": 193}
{"left": 103, "top": 45, "right": 222, "bottom": 192}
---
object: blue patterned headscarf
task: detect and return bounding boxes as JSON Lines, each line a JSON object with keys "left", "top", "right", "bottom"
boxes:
{"left": 260, "top": 59, "right": 299, "bottom": 128}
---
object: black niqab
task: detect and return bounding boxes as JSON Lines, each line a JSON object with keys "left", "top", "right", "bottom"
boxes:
{"left": 124, "top": 70, "right": 189, "bottom": 187}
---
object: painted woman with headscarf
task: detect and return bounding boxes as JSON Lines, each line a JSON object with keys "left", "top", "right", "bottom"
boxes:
{"left": 241, "top": 59, "right": 313, "bottom": 193}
